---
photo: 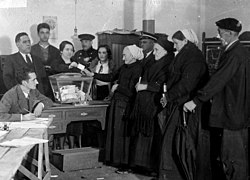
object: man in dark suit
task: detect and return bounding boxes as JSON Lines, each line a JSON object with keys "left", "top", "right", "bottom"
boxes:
{"left": 0, "top": 67, "right": 53, "bottom": 121}
{"left": 139, "top": 32, "right": 157, "bottom": 72}
{"left": 3, "top": 32, "right": 47, "bottom": 94}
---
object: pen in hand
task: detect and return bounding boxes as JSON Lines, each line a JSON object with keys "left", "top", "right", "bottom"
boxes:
{"left": 23, "top": 108, "right": 32, "bottom": 114}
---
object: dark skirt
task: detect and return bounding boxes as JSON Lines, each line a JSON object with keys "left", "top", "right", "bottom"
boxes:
{"left": 96, "top": 85, "right": 109, "bottom": 100}
{"left": 105, "top": 98, "right": 130, "bottom": 165}
{"left": 130, "top": 118, "right": 162, "bottom": 172}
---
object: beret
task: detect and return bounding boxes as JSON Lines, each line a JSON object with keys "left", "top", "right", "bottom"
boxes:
{"left": 78, "top": 34, "right": 95, "bottom": 41}
{"left": 140, "top": 31, "right": 157, "bottom": 41}
{"left": 216, "top": 18, "right": 242, "bottom": 33}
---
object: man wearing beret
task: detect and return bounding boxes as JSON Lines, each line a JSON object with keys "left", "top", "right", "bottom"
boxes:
{"left": 72, "top": 33, "right": 98, "bottom": 68}
{"left": 139, "top": 32, "right": 157, "bottom": 73}
{"left": 184, "top": 18, "right": 250, "bottom": 180}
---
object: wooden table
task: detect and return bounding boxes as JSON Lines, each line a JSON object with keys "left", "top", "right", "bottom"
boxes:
{"left": 0, "top": 119, "right": 52, "bottom": 180}
{"left": 41, "top": 101, "right": 109, "bottom": 134}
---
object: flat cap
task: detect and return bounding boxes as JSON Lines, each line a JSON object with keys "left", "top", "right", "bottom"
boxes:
{"left": 157, "top": 34, "right": 175, "bottom": 52}
{"left": 78, "top": 34, "right": 95, "bottom": 41}
{"left": 140, "top": 31, "right": 157, "bottom": 41}
{"left": 216, "top": 18, "right": 242, "bottom": 33}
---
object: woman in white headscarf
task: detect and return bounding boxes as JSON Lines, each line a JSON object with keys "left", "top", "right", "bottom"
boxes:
{"left": 159, "top": 29, "right": 209, "bottom": 180}
{"left": 83, "top": 44, "right": 143, "bottom": 173}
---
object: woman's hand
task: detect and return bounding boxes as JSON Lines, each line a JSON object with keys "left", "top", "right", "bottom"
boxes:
{"left": 111, "top": 84, "right": 119, "bottom": 93}
{"left": 69, "top": 62, "right": 78, "bottom": 69}
{"left": 135, "top": 83, "right": 147, "bottom": 92}
{"left": 160, "top": 96, "right": 167, "bottom": 108}
{"left": 183, "top": 100, "right": 196, "bottom": 112}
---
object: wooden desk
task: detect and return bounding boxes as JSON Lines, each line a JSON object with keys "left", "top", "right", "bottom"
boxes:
{"left": 41, "top": 101, "right": 109, "bottom": 134}
{"left": 0, "top": 119, "right": 52, "bottom": 180}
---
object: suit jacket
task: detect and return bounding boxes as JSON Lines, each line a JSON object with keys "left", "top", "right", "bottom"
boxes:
{"left": 0, "top": 85, "right": 53, "bottom": 121}
{"left": 3, "top": 52, "right": 47, "bottom": 94}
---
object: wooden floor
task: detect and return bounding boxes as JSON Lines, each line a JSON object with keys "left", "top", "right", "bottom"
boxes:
{"left": 50, "top": 163, "right": 154, "bottom": 180}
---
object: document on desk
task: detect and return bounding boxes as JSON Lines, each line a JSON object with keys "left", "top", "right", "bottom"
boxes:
{"left": 0, "top": 118, "right": 51, "bottom": 129}
{"left": 0, "top": 137, "right": 48, "bottom": 147}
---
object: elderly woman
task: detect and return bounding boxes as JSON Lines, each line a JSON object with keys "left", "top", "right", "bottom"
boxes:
{"left": 159, "top": 29, "right": 209, "bottom": 180}
{"left": 83, "top": 45, "right": 143, "bottom": 172}
{"left": 89, "top": 45, "right": 115, "bottom": 100}
{"left": 129, "top": 35, "right": 175, "bottom": 175}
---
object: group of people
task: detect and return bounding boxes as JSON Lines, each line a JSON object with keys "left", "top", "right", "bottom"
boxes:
{"left": 81, "top": 17, "right": 250, "bottom": 180}
{"left": 0, "top": 16, "right": 249, "bottom": 180}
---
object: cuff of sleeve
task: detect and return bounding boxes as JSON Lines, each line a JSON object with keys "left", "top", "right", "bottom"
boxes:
{"left": 193, "top": 97, "right": 201, "bottom": 106}
{"left": 21, "top": 114, "right": 22, "bottom": 122}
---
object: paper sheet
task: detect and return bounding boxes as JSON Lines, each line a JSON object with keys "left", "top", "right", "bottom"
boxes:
{"left": 0, "top": 118, "right": 51, "bottom": 129}
{"left": 0, "top": 137, "right": 48, "bottom": 147}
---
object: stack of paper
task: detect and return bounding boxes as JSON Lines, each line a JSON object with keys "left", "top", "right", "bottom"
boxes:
{"left": 0, "top": 137, "right": 48, "bottom": 147}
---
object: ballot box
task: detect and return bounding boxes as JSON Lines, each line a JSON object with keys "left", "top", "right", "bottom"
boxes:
{"left": 49, "top": 73, "right": 93, "bottom": 104}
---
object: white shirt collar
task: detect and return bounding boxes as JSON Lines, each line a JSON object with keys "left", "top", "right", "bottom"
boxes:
{"left": 225, "top": 39, "right": 238, "bottom": 51}
{"left": 19, "top": 52, "right": 32, "bottom": 63}
{"left": 39, "top": 43, "right": 49, "bottom": 49}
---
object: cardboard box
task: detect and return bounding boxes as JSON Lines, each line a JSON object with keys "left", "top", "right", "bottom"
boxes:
{"left": 51, "top": 147, "right": 102, "bottom": 171}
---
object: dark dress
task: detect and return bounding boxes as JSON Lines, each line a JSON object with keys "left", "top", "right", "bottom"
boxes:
{"left": 51, "top": 56, "right": 80, "bottom": 74}
{"left": 130, "top": 53, "right": 174, "bottom": 172}
{"left": 159, "top": 42, "right": 208, "bottom": 180}
{"left": 94, "top": 61, "right": 142, "bottom": 166}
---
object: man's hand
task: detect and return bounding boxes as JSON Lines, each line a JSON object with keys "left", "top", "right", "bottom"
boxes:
{"left": 83, "top": 57, "right": 90, "bottom": 62}
{"left": 33, "top": 103, "right": 44, "bottom": 117}
{"left": 69, "top": 62, "right": 78, "bottom": 69}
{"left": 111, "top": 84, "right": 119, "bottom": 93}
{"left": 160, "top": 96, "right": 167, "bottom": 108}
{"left": 183, "top": 100, "right": 196, "bottom": 112}
{"left": 23, "top": 113, "right": 36, "bottom": 121}
{"left": 82, "top": 69, "right": 94, "bottom": 77}
{"left": 135, "top": 83, "right": 147, "bottom": 92}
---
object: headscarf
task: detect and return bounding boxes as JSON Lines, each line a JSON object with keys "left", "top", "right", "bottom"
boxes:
{"left": 127, "top": 45, "right": 144, "bottom": 60}
{"left": 181, "top": 29, "right": 199, "bottom": 46}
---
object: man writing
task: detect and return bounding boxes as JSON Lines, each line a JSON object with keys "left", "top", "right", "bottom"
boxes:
{"left": 0, "top": 68, "right": 53, "bottom": 121}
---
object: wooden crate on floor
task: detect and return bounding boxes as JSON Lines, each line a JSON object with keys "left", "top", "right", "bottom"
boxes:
{"left": 51, "top": 147, "right": 102, "bottom": 171}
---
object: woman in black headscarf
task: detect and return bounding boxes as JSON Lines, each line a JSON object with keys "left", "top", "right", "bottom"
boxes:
{"left": 130, "top": 35, "right": 175, "bottom": 175}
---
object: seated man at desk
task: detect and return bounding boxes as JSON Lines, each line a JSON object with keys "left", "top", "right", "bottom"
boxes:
{"left": 0, "top": 67, "right": 53, "bottom": 121}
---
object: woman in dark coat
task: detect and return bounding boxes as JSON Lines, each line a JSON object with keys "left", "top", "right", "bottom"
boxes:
{"left": 159, "top": 29, "right": 209, "bottom": 180}
{"left": 51, "top": 41, "right": 81, "bottom": 149}
{"left": 83, "top": 45, "right": 143, "bottom": 172}
{"left": 51, "top": 41, "right": 79, "bottom": 73}
{"left": 129, "top": 35, "right": 175, "bottom": 174}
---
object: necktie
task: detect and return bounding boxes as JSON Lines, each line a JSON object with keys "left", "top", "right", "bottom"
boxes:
{"left": 25, "top": 55, "right": 32, "bottom": 65}
{"left": 98, "top": 65, "right": 103, "bottom": 73}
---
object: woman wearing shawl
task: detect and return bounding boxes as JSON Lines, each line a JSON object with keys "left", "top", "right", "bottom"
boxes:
{"left": 129, "top": 35, "right": 175, "bottom": 175}
{"left": 159, "top": 29, "right": 209, "bottom": 180}
{"left": 83, "top": 45, "right": 143, "bottom": 172}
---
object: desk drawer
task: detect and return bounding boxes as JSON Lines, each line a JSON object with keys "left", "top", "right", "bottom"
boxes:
{"left": 41, "top": 111, "right": 63, "bottom": 120}
{"left": 65, "top": 108, "right": 104, "bottom": 120}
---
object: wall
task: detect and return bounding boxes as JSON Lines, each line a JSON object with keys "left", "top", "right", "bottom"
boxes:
{"left": 203, "top": 0, "right": 250, "bottom": 38}
{"left": 1, "top": 0, "right": 248, "bottom": 55}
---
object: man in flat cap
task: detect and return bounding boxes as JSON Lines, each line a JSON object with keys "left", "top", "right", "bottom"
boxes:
{"left": 72, "top": 33, "right": 98, "bottom": 68}
{"left": 184, "top": 17, "right": 250, "bottom": 180}
{"left": 139, "top": 32, "right": 157, "bottom": 75}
